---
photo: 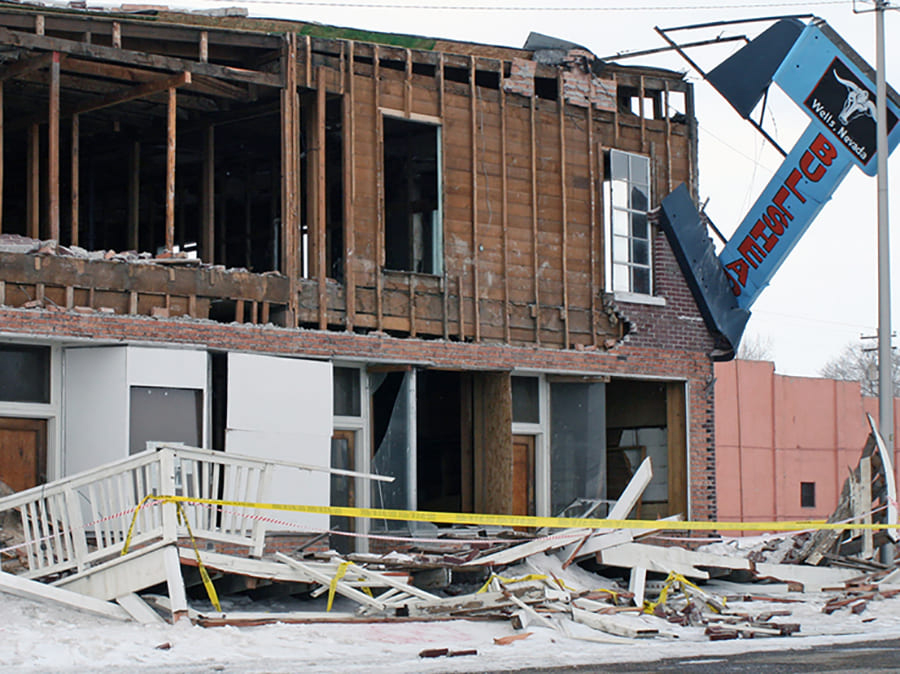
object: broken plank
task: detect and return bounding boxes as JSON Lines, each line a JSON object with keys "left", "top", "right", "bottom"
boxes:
{"left": 464, "top": 529, "right": 592, "bottom": 567}
{"left": 598, "top": 542, "right": 751, "bottom": 579}
{"left": 0, "top": 569, "right": 131, "bottom": 621}
{"left": 571, "top": 606, "right": 658, "bottom": 638}
{"left": 405, "top": 583, "right": 546, "bottom": 618}
{"left": 753, "top": 563, "right": 864, "bottom": 592}
{"left": 274, "top": 552, "right": 385, "bottom": 612}
{"left": 116, "top": 592, "right": 167, "bottom": 625}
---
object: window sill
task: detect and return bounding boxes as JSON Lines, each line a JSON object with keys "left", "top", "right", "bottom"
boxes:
{"left": 613, "top": 291, "right": 666, "bottom": 307}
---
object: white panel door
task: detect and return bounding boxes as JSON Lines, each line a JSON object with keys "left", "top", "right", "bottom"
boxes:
{"left": 226, "top": 353, "right": 332, "bottom": 528}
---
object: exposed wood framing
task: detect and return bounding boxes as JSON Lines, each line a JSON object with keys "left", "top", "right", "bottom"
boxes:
{"left": 558, "top": 71, "right": 569, "bottom": 349}
{"left": 469, "top": 55, "right": 480, "bottom": 342}
{"left": 199, "top": 30, "right": 208, "bottom": 63}
{"left": 0, "top": 52, "right": 54, "bottom": 82}
{"left": 612, "top": 72, "right": 619, "bottom": 145}
{"left": 438, "top": 52, "right": 449, "bottom": 341}
{"left": 72, "top": 70, "right": 190, "bottom": 117}
{"left": 0, "top": 27, "right": 281, "bottom": 88}
{"left": 47, "top": 52, "right": 59, "bottom": 241}
{"left": 27, "top": 122, "right": 38, "bottom": 239}
{"left": 587, "top": 105, "right": 598, "bottom": 346}
{"left": 165, "top": 86, "right": 176, "bottom": 251}
{"left": 664, "top": 81, "right": 673, "bottom": 192}
{"left": 70, "top": 114, "right": 78, "bottom": 245}
{"left": 686, "top": 82, "right": 698, "bottom": 202}
{"left": 409, "top": 275, "right": 416, "bottom": 337}
{"left": 404, "top": 48, "right": 412, "bottom": 117}
{"left": 666, "top": 382, "right": 688, "bottom": 517}
{"left": 304, "top": 34, "right": 311, "bottom": 88}
{"left": 343, "top": 40, "right": 356, "bottom": 331}
{"left": 316, "top": 65, "right": 327, "bottom": 330}
{"left": 281, "top": 33, "right": 300, "bottom": 326}
{"left": 639, "top": 75, "right": 646, "bottom": 151}
{"left": 500, "top": 62, "right": 510, "bottom": 343}
{"left": 127, "top": 141, "right": 139, "bottom": 251}
{"left": 529, "top": 96, "right": 540, "bottom": 345}
{"left": 374, "top": 45, "right": 384, "bottom": 331}
{"left": 202, "top": 127, "right": 214, "bottom": 262}
{"left": 597, "top": 143, "right": 606, "bottom": 304}
{"left": 111, "top": 21, "right": 121, "bottom": 49}
{"left": 34, "top": 14, "right": 43, "bottom": 36}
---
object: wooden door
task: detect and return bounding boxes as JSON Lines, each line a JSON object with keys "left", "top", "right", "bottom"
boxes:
{"left": 330, "top": 430, "right": 356, "bottom": 554}
{"left": 512, "top": 435, "right": 535, "bottom": 517}
{"left": 0, "top": 417, "right": 47, "bottom": 492}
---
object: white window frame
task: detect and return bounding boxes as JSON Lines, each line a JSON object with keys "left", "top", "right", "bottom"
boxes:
{"left": 605, "top": 149, "right": 657, "bottom": 302}
{"left": 332, "top": 363, "right": 371, "bottom": 553}
{"left": 511, "top": 374, "right": 550, "bottom": 517}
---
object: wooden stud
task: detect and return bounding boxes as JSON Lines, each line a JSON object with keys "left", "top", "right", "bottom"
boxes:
{"left": 558, "top": 72, "right": 569, "bottom": 349}
{"left": 639, "top": 75, "right": 646, "bottom": 152}
{"left": 686, "top": 83, "right": 698, "bottom": 202}
{"left": 67, "top": 286, "right": 76, "bottom": 309}
{"left": 165, "top": 87, "right": 176, "bottom": 252}
{"left": 280, "top": 33, "right": 301, "bottom": 327}
{"left": 597, "top": 144, "right": 606, "bottom": 304}
{"left": 458, "top": 275, "right": 465, "bottom": 340}
{"left": 235, "top": 299, "right": 244, "bottom": 323}
{"left": 304, "top": 35, "right": 311, "bottom": 88}
{"left": 438, "top": 53, "right": 449, "bottom": 341}
{"left": 409, "top": 275, "right": 416, "bottom": 337}
{"left": 188, "top": 294, "right": 197, "bottom": 318}
{"left": 664, "top": 81, "right": 673, "bottom": 193}
{"left": 27, "top": 122, "right": 38, "bottom": 240}
{"left": 344, "top": 41, "right": 356, "bottom": 331}
{"left": 202, "top": 126, "right": 214, "bottom": 262}
{"left": 666, "top": 382, "right": 688, "bottom": 518}
{"left": 70, "top": 114, "right": 78, "bottom": 246}
{"left": 72, "top": 71, "right": 190, "bottom": 117}
{"left": 587, "top": 106, "right": 598, "bottom": 347}
{"left": 404, "top": 48, "right": 412, "bottom": 118}
{"left": 529, "top": 97, "right": 540, "bottom": 345}
{"left": 469, "top": 56, "right": 480, "bottom": 342}
{"left": 0, "top": 281, "right": 5, "bottom": 305}
{"left": 250, "top": 300, "right": 258, "bottom": 324}
{"left": 34, "top": 15, "right": 44, "bottom": 36}
{"left": 199, "top": 31, "right": 209, "bottom": 63}
{"left": 499, "top": 62, "right": 510, "bottom": 343}
{"left": 261, "top": 301, "right": 270, "bottom": 324}
{"left": 316, "top": 66, "right": 327, "bottom": 331}
{"left": 127, "top": 141, "right": 139, "bottom": 251}
{"left": 128, "top": 291, "right": 137, "bottom": 314}
{"left": 48, "top": 52, "right": 60, "bottom": 241}
{"left": 111, "top": 22, "right": 121, "bottom": 49}
{"left": 374, "top": 45, "right": 383, "bottom": 331}
{"left": 612, "top": 72, "right": 619, "bottom": 145}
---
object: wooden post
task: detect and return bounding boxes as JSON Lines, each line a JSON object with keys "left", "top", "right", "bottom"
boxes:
{"left": 529, "top": 98, "right": 540, "bottom": 345}
{"left": 664, "top": 81, "right": 673, "bottom": 193}
{"left": 438, "top": 54, "right": 449, "bottom": 340}
{"left": 27, "top": 122, "right": 39, "bottom": 239}
{"left": 316, "top": 66, "right": 327, "bottom": 330}
{"left": 165, "top": 87, "right": 176, "bottom": 252}
{"left": 469, "top": 56, "right": 480, "bottom": 342}
{"left": 48, "top": 52, "right": 60, "bottom": 238}
{"left": 558, "top": 72, "right": 569, "bottom": 349}
{"left": 343, "top": 41, "right": 356, "bottom": 331}
{"left": 404, "top": 48, "right": 412, "bottom": 118}
{"left": 127, "top": 141, "right": 139, "bottom": 251}
{"left": 374, "top": 45, "right": 384, "bottom": 331}
{"left": 639, "top": 75, "right": 647, "bottom": 152}
{"left": 199, "top": 31, "right": 209, "bottom": 63}
{"left": 111, "top": 22, "right": 121, "bottom": 49}
{"left": 280, "top": 33, "right": 300, "bottom": 326}
{"left": 612, "top": 72, "right": 619, "bottom": 146}
{"left": 70, "top": 115, "right": 79, "bottom": 246}
{"left": 202, "top": 127, "right": 214, "bottom": 262}
{"left": 34, "top": 15, "right": 44, "bottom": 36}
{"left": 587, "top": 106, "right": 598, "bottom": 347}
{"left": 500, "top": 63, "right": 510, "bottom": 343}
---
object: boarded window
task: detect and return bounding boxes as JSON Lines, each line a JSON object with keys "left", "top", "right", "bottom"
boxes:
{"left": 383, "top": 116, "right": 442, "bottom": 274}
{"left": 0, "top": 344, "right": 50, "bottom": 404}
{"left": 608, "top": 150, "right": 652, "bottom": 295}
{"left": 129, "top": 387, "right": 202, "bottom": 455}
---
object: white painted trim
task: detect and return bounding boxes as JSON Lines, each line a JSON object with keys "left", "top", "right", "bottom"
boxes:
{"left": 613, "top": 291, "right": 666, "bottom": 306}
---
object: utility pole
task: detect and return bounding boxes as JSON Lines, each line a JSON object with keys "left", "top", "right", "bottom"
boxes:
{"left": 875, "top": 0, "right": 893, "bottom": 451}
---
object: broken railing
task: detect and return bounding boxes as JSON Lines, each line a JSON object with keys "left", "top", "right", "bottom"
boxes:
{"left": 0, "top": 444, "right": 385, "bottom": 581}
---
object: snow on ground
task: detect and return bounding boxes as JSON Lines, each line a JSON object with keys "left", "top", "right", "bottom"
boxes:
{"left": 3, "top": 588, "right": 900, "bottom": 672}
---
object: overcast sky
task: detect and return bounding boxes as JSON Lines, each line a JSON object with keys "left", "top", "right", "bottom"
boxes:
{"left": 101, "top": 0, "right": 900, "bottom": 376}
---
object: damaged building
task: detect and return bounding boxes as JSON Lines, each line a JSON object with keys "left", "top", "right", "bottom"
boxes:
{"left": 0, "top": 3, "right": 716, "bottom": 551}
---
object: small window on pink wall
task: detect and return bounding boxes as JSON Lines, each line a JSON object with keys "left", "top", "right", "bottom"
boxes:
{"left": 801, "top": 482, "right": 816, "bottom": 508}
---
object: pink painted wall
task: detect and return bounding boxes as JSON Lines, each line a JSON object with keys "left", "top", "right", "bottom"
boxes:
{"left": 714, "top": 359, "right": 900, "bottom": 532}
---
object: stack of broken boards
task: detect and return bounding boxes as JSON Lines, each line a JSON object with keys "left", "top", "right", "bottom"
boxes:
{"left": 2, "top": 424, "right": 899, "bottom": 644}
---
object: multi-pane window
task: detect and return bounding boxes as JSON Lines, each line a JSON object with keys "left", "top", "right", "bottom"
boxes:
{"left": 609, "top": 150, "right": 651, "bottom": 295}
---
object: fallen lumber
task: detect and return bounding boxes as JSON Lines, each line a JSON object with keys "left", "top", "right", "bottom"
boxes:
{"left": 0, "top": 569, "right": 131, "bottom": 621}
{"left": 597, "top": 542, "right": 751, "bottom": 579}
{"left": 753, "top": 563, "right": 863, "bottom": 592}
{"left": 571, "top": 606, "right": 658, "bottom": 638}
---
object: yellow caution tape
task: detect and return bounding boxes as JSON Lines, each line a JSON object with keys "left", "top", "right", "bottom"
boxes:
{"left": 476, "top": 573, "right": 548, "bottom": 594}
{"left": 145, "top": 495, "right": 900, "bottom": 533}
{"left": 327, "top": 561, "right": 352, "bottom": 612}
{"left": 643, "top": 571, "right": 723, "bottom": 614}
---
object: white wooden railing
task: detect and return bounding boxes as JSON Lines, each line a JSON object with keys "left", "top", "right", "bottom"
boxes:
{"left": 0, "top": 444, "right": 282, "bottom": 580}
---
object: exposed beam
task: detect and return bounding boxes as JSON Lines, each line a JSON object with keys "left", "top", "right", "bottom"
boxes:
{"left": 165, "top": 86, "right": 176, "bottom": 252}
{"left": 71, "top": 71, "right": 190, "bottom": 116}
{"left": 48, "top": 51, "right": 60, "bottom": 240}
{"left": 0, "top": 26, "right": 282, "bottom": 88}
{"left": 0, "top": 51, "right": 54, "bottom": 82}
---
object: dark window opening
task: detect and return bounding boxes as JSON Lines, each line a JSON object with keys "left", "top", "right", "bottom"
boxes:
{"left": 210, "top": 353, "right": 228, "bottom": 452}
{"left": 383, "top": 116, "right": 442, "bottom": 274}
{"left": 512, "top": 376, "right": 540, "bottom": 424}
{"left": 333, "top": 367, "right": 361, "bottom": 417}
{"left": 416, "top": 370, "right": 463, "bottom": 513}
{"left": 534, "top": 76, "right": 559, "bottom": 101}
{"left": 0, "top": 344, "right": 51, "bottom": 404}
{"left": 801, "top": 481, "right": 816, "bottom": 508}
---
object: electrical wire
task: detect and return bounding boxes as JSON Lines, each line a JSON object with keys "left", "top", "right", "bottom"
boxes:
{"left": 159, "top": 0, "right": 854, "bottom": 9}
